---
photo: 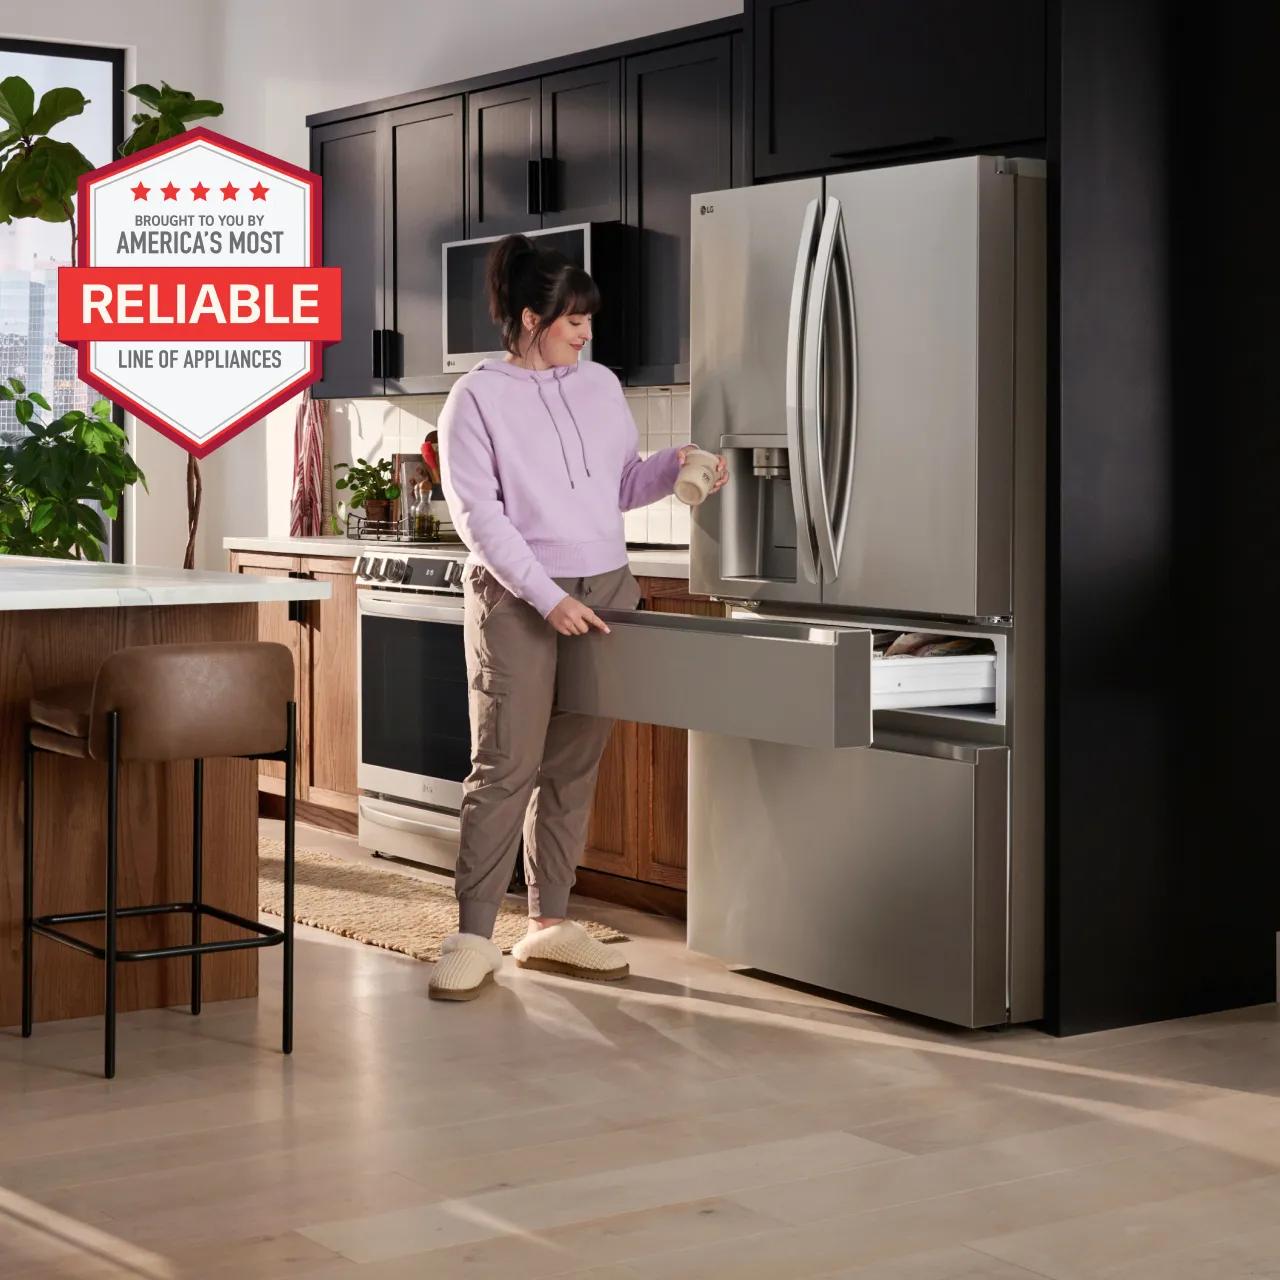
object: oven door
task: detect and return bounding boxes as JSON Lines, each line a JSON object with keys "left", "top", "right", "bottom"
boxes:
{"left": 357, "top": 591, "right": 470, "bottom": 810}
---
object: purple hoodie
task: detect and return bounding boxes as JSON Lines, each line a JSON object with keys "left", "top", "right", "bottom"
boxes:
{"left": 439, "top": 358, "right": 682, "bottom": 618}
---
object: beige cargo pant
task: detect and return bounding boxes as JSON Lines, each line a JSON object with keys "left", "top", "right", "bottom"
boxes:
{"left": 455, "top": 562, "right": 641, "bottom": 937}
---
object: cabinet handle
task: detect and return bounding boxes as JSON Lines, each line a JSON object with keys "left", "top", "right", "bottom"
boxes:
{"left": 287, "top": 570, "right": 312, "bottom": 624}
{"left": 385, "top": 329, "right": 403, "bottom": 380}
{"left": 540, "top": 157, "right": 556, "bottom": 214}
{"left": 527, "top": 158, "right": 542, "bottom": 215}
{"left": 371, "top": 328, "right": 383, "bottom": 379}
{"left": 830, "top": 135, "right": 953, "bottom": 160}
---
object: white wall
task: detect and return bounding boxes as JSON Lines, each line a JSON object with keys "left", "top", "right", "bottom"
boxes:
{"left": 0, "top": 0, "right": 223, "bottom": 567}
{"left": 2, "top": 0, "right": 738, "bottom": 566}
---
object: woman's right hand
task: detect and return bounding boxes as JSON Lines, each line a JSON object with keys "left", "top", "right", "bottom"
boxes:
{"left": 547, "top": 596, "right": 611, "bottom": 636}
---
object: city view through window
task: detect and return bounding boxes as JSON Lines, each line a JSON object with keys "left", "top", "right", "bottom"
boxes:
{"left": 0, "top": 47, "right": 118, "bottom": 445}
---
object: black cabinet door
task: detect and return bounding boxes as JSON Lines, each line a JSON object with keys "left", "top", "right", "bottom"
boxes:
{"left": 752, "top": 0, "right": 1045, "bottom": 180}
{"left": 541, "top": 62, "right": 622, "bottom": 225}
{"left": 383, "top": 97, "right": 465, "bottom": 394}
{"left": 468, "top": 78, "right": 542, "bottom": 236}
{"left": 625, "top": 37, "right": 736, "bottom": 386}
{"left": 311, "top": 117, "right": 384, "bottom": 397}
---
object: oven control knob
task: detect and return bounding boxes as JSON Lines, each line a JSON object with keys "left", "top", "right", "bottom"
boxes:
{"left": 368, "top": 557, "right": 384, "bottom": 580}
{"left": 354, "top": 555, "right": 367, "bottom": 576}
{"left": 443, "top": 560, "right": 464, "bottom": 587}
{"left": 385, "top": 558, "right": 406, "bottom": 583}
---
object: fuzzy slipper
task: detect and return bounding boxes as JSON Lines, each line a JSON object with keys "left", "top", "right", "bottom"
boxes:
{"left": 511, "top": 921, "right": 629, "bottom": 981}
{"left": 429, "top": 932, "right": 503, "bottom": 1001}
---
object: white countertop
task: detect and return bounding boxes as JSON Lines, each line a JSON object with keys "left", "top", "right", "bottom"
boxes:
{"left": 223, "top": 535, "right": 691, "bottom": 579}
{"left": 0, "top": 556, "right": 331, "bottom": 612}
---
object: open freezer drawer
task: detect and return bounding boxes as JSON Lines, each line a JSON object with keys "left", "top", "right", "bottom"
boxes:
{"left": 555, "top": 610, "right": 996, "bottom": 748}
{"left": 555, "top": 610, "right": 874, "bottom": 748}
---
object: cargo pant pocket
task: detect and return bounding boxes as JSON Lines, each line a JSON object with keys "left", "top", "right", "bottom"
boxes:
{"left": 468, "top": 668, "right": 507, "bottom": 762}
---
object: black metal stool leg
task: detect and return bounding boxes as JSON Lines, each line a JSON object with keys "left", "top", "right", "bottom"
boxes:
{"left": 22, "top": 731, "right": 35, "bottom": 1038}
{"left": 191, "top": 757, "right": 203, "bottom": 1016}
{"left": 282, "top": 700, "right": 296, "bottom": 1055}
{"left": 104, "top": 710, "right": 120, "bottom": 1081}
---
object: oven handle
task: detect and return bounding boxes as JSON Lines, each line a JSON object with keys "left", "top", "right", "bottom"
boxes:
{"left": 358, "top": 593, "right": 465, "bottom": 624}
{"left": 358, "top": 799, "right": 461, "bottom": 840}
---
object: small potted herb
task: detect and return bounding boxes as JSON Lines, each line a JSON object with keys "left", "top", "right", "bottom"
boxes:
{"left": 334, "top": 457, "right": 400, "bottom": 524}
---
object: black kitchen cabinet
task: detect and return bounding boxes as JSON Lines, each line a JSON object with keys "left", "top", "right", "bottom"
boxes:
{"left": 468, "top": 78, "right": 543, "bottom": 235}
{"left": 541, "top": 63, "right": 622, "bottom": 224}
{"left": 469, "top": 65, "right": 622, "bottom": 235}
{"left": 750, "top": 0, "right": 1045, "bottom": 180}
{"left": 311, "top": 117, "right": 383, "bottom": 398}
{"left": 383, "top": 97, "right": 465, "bottom": 394}
{"left": 625, "top": 36, "right": 738, "bottom": 385}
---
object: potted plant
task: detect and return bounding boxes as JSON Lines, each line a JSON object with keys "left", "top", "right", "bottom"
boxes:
{"left": 0, "top": 382, "right": 146, "bottom": 560}
{"left": 334, "top": 457, "right": 401, "bottom": 525}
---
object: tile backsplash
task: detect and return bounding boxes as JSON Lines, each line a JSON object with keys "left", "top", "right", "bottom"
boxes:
{"left": 324, "top": 384, "right": 691, "bottom": 547}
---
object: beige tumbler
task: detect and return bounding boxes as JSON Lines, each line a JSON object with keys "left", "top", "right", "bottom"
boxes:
{"left": 674, "top": 449, "right": 720, "bottom": 505}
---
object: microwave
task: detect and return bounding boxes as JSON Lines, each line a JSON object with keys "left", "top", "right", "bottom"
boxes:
{"left": 441, "top": 222, "right": 624, "bottom": 375}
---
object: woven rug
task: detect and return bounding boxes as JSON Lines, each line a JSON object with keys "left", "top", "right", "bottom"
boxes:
{"left": 258, "top": 839, "right": 626, "bottom": 962}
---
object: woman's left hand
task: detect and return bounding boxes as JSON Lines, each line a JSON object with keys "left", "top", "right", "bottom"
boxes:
{"left": 677, "top": 445, "right": 729, "bottom": 494}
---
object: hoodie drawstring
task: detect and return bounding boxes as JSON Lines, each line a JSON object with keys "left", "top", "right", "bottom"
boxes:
{"left": 535, "top": 380, "right": 576, "bottom": 489}
{"left": 555, "top": 378, "right": 592, "bottom": 479}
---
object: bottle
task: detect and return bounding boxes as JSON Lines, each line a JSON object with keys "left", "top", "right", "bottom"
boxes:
{"left": 408, "top": 480, "right": 436, "bottom": 541}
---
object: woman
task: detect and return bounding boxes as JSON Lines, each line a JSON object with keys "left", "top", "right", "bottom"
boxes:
{"left": 431, "top": 234, "right": 727, "bottom": 1001}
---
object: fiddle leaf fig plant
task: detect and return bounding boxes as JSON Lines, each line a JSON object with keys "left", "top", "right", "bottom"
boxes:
{"left": 119, "top": 82, "right": 223, "bottom": 156}
{"left": 334, "top": 457, "right": 401, "bottom": 510}
{"left": 0, "top": 381, "right": 146, "bottom": 561}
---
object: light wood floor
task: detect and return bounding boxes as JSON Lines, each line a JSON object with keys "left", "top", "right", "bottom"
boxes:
{"left": 2, "top": 820, "right": 1279, "bottom": 1280}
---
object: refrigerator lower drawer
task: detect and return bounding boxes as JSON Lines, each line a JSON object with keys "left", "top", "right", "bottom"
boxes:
{"left": 555, "top": 611, "right": 997, "bottom": 748}
{"left": 555, "top": 609, "right": 874, "bottom": 749}
{"left": 688, "top": 733, "right": 1010, "bottom": 1028}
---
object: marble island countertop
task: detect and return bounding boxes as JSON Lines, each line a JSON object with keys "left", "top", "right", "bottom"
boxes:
{"left": 223, "top": 535, "right": 692, "bottom": 579}
{"left": 0, "top": 556, "right": 331, "bottom": 612}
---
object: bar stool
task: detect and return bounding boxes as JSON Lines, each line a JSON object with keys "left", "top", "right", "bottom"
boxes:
{"left": 21, "top": 641, "right": 297, "bottom": 1079}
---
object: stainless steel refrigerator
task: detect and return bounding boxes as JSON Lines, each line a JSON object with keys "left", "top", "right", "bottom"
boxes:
{"left": 556, "top": 155, "right": 1045, "bottom": 1028}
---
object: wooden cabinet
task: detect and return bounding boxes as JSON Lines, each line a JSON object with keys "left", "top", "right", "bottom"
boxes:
{"left": 581, "top": 577, "right": 726, "bottom": 892}
{"left": 384, "top": 97, "right": 465, "bottom": 394}
{"left": 542, "top": 63, "right": 623, "bottom": 224}
{"left": 310, "top": 118, "right": 383, "bottom": 398}
{"left": 468, "top": 78, "right": 544, "bottom": 236}
{"left": 229, "top": 551, "right": 358, "bottom": 815}
{"left": 469, "top": 65, "right": 622, "bottom": 235}
{"left": 311, "top": 99, "right": 466, "bottom": 399}
{"left": 624, "top": 37, "right": 741, "bottom": 385}
{"left": 750, "top": 0, "right": 1046, "bottom": 180}
{"left": 309, "top": 17, "right": 742, "bottom": 393}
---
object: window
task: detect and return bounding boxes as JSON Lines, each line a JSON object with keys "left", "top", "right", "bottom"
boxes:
{"left": 0, "top": 39, "right": 125, "bottom": 558}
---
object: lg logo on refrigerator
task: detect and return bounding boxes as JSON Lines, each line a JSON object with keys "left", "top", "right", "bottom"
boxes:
{"left": 699, "top": 204, "right": 715, "bottom": 215}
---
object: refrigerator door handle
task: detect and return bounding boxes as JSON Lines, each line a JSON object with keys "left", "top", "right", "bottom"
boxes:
{"left": 801, "top": 196, "right": 854, "bottom": 581}
{"left": 786, "top": 196, "right": 823, "bottom": 583}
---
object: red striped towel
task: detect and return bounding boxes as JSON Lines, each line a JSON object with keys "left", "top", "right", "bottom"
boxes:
{"left": 290, "top": 389, "right": 326, "bottom": 537}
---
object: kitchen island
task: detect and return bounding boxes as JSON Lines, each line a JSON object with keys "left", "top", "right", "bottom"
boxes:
{"left": 0, "top": 558, "right": 329, "bottom": 1029}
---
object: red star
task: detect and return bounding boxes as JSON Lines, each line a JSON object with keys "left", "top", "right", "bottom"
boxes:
{"left": 130, "top": 181, "right": 150, "bottom": 201}
{"left": 219, "top": 181, "right": 239, "bottom": 201}
{"left": 160, "top": 181, "right": 180, "bottom": 201}
{"left": 249, "top": 182, "right": 269, "bottom": 201}
{"left": 190, "top": 181, "right": 210, "bottom": 200}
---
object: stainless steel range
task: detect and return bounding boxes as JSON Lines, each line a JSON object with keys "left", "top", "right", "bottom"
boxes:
{"left": 354, "top": 545, "right": 471, "bottom": 872}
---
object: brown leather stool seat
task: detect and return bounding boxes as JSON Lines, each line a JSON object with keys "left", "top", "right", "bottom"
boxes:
{"left": 22, "top": 641, "right": 298, "bottom": 1079}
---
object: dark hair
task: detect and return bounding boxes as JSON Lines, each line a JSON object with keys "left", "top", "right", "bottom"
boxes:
{"left": 485, "top": 233, "right": 601, "bottom": 356}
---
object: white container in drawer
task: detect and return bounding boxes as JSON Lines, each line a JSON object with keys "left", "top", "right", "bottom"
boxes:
{"left": 871, "top": 652, "right": 997, "bottom": 709}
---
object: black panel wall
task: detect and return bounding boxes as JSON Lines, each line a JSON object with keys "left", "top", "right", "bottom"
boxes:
{"left": 1046, "top": 0, "right": 1278, "bottom": 1034}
